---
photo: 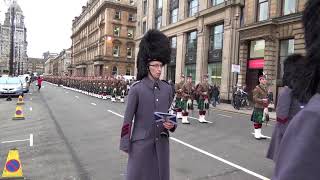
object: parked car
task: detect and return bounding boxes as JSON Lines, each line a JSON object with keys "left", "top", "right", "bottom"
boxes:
{"left": 18, "top": 75, "right": 30, "bottom": 93}
{"left": 0, "top": 77, "right": 24, "bottom": 97}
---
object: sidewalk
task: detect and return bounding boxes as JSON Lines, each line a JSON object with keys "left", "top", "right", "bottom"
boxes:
{"left": 211, "top": 103, "right": 276, "bottom": 120}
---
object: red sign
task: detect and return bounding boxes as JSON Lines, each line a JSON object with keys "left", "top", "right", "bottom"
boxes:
{"left": 248, "top": 59, "right": 264, "bottom": 69}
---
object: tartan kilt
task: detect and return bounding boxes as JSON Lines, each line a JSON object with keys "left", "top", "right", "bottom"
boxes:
{"left": 251, "top": 108, "right": 264, "bottom": 123}
{"left": 181, "top": 100, "right": 187, "bottom": 111}
{"left": 175, "top": 98, "right": 182, "bottom": 108}
{"left": 198, "top": 99, "right": 204, "bottom": 110}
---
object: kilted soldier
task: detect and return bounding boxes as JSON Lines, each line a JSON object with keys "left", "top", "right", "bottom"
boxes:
{"left": 120, "top": 29, "right": 176, "bottom": 180}
{"left": 175, "top": 74, "right": 185, "bottom": 119}
{"left": 119, "top": 80, "right": 126, "bottom": 103}
{"left": 251, "top": 74, "right": 269, "bottom": 140}
{"left": 111, "top": 80, "right": 117, "bottom": 102}
{"left": 195, "top": 74, "right": 211, "bottom": 123}
{"left": 273, "top": 1, "right": 320, "bottom": 179}
{"left": 180, "top": 75, "right": 194, "bottom": 124}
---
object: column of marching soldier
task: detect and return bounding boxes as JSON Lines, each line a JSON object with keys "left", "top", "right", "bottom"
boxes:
{"left": 44, "top": 74, "right": 215, "bottom": 123}
{"left": 44, "top": 76, "right": 130, "bottom": 103}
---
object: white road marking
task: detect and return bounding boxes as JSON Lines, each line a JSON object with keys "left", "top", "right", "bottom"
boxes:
{"left": 75, "top": 96, "right": 79, "bottom": 99}
{"left": 29, "top": 107, "right": 33, "bottom": 111}
{"left": 170, "top": 137, "right": 270, "bottom": 180}
{"left": 30, "top": 134, "right": 34, "bottom": 147}
{"left": 91, "top": 103, "right": 97, "bottom": 106}
{"left": 217, "top": 114, "right": 232, "bottom": 118}
{"left": 30, "top": 98, "right": 32, "bottom": 101}
{"left": 108, "top": 110, "right": 270, "bottom": 180}
{"left": 251, "top": 133, "right": 271, "bottom": 139}
{"left": 108, "top": 110, "right": 124, "bottom": 118}
{"left": 188, "top": 116, "right": 213, "bottom": 124}
{"left": 1, "top": 134, "right": 34, "bottom": 147}
{"left": 65, "top": 91, "right": 69, "bottom": 94}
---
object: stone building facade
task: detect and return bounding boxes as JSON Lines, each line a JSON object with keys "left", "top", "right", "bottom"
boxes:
{"left": 136, "top": 0, "right": 244, "bottom": 100}
{"left": 238, "top": 0, "right": 306, "bottom": 100}
{"left": 0, "top": 0, "right": 28, "bottom": 74}
{"left": 26, "top": 57, "right": 45, "bottom": 75}
{"left": 70, "top": 0, "right": 137, "bottom": 77}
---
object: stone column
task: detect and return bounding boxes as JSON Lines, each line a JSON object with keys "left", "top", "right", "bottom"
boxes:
{"left": 175, "top": 33, "right": 186, "bottom": 83}
{"left": 220, "top": 25, "right": 232, "bottom": 100}
{"left": 195, "top": 32, "right": 205, "bottom": 84}
{"left": 162, "top": 0, "right": 168, "bottom": 27}
{"left": 264, "top": 37, "right": 277, "bottom": 96}
{"left": 178, "top": 0, "right": 186, "bottom": 21}
{"left": 238, "top": 41, "right": 248, "bottom": 86}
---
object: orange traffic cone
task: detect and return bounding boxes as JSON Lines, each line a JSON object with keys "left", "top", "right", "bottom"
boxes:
{"left": 17, "top": 95, "right": 24, "bottom": 105}
{"left": 12, "top": 105, "right": 25, "bottom": 120}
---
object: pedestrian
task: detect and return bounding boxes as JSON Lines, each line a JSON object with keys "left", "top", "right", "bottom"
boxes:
{"left": 251, "top": 74, "right": 269, "bottom": 140}
{"left": 211, "top": 84, "right": 219, "bottom": 107}
{"left": 37, "top": 76, "right": 43, "bottom": 91}
{"left": 119, "top": 29, "right": 176, "bottom": 180}
{"left": 266, "top": 54, "right": 305, "bottom": 162}
{"left": 272, "top": 0, "right": 320, "bottom": 179}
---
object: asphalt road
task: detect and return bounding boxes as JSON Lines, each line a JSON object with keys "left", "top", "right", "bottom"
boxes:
{"left": 0, "top": 82, "right": 276, "bottom": 180}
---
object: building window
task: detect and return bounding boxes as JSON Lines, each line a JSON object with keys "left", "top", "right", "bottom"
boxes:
{"left": 142, "top": 21, "right": 147, "bottom": 34}
{"left": 114, "top": 26, "right": 120, "bottom": 37}
{"left": 282, "top": 0, "right": 296, "bottom": 15}
{"left": 127, "top": 28, "right": 134, "bottom": 38}
{"left": 212, "top": 24, "right": 224, "bottom": 50}
{"left": 170, "top": 36, "right": 177, "bottom": 63}
{"left": 126, "top": 68, "right": 131, "bottom": 75}
{"left": 112, "top": 66, "right": 118, "bottom": 75}
{"left": 128, "top": 14, "right": 135, "bottom": 21}
{"left": 155, "top": 16, "right": 162, "bottom": 29}
{"left": 185, "top": 64, "right": 196, "bottom": 83}
{"left": 250, "top": 40, "right": 265, "bottom": 58}
{"left": 156, "top": 0, "right": 163, "bottom": 9}
{"left": 257, "top": 0, "right": 268, "bottom": 21}
{"left": 114, "top": 11, "right": 121, "bottom": 20}
{"left": 209, "top": 24, "right": 224, "bottom": 62}
{"left": 208, "top": 62, "right": 222, "bottom": 85}
{"left": 127, "top": 47, "right": 133, "bottom": 58}
{"left": 143, "top": 0, "right": 147, "bottom": 15}
{"left": 170, "top": 8, "right": 178, "bottom": 24}
{"left": 113, "top": 45, "right": 120, "bottom": 57}
{"left": 212, "top": 0, "right": 224, "bottom": 6}
{"left": 278, "top": 39, "right": 294, "bottom": 79}
{"left": 186, "top": 31, "right": 197, "bottom": 62}
{"left": 188, "top": 0, "right": 199, "bottom": 17}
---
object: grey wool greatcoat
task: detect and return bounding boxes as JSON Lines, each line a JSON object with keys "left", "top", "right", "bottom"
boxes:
{"left": 272, "top": 94, "right": 320, "bottom": 180}
{"left": 266, "top": 86, "right": 303, "bottom": 161}
{"left": 120, "top": 77, "right": 175, "bottom": 180}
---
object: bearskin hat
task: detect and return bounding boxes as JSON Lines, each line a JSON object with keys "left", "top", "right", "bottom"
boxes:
{"left": 292, "top": 0, "right": 320, "bottom": 102}
{"left": 136, "top": 29, "right": 171, "bottom": 80}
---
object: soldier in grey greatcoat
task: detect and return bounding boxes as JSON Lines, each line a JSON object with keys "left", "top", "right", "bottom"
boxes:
{"left": 266, "top": 54, "right": 305, "bottom": 162}
{"left": 119, "top": 29, "right": 176, "bottom": 180}
{"left": 272, "top": 1, "right": 320, "bottom": 179}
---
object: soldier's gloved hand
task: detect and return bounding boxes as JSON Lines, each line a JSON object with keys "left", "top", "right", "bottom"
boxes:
{"left": 163, "top": 121, "right": 174, "bottom": 130}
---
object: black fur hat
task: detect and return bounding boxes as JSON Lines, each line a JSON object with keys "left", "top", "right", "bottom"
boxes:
{"left": 283, "top": 54, "right": 305, "bottom": 88}
{"left": 136, "top": 29, "right": 171, "bottom": 80}
{"left": 292, "top": 0, "right": 320, "bottom": 102}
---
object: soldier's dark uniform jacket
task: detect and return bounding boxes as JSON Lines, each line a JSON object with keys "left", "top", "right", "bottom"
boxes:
{"left": 120, "top": 77, "right": 175, "bottom": 180}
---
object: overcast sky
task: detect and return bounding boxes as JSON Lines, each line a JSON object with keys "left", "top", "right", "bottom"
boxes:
{"left": 0, "top": 0, "right": 88, "bottom": 58}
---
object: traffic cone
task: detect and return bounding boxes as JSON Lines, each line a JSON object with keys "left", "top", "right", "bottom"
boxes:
{"left": 12, "top": 105, "right": 25, "bottom": 120}
{"left": 1, "top": 148, "right": 24, "bottom": 179}
{"left": 17, "top": 95, "right": 24, "bottom": 105}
